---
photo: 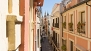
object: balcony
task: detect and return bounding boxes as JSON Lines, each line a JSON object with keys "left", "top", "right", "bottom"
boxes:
{"left": 68, "top": 23, "right": 73, "bottom": 31}
{"left": 62, "top": 40, "right": 66, "bottom": 51}
{"left": 77, "top": 22, "right": 85, "bottom": 34}
{"left": 55, "top": 23, "right": 59, "bottom": 28}
{"left": 63, "top": 22, "right": 66, "bottom": 29}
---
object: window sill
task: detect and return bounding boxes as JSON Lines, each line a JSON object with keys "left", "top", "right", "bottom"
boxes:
{"left": 76, "top": 32, "right": 86, "bottom": 37}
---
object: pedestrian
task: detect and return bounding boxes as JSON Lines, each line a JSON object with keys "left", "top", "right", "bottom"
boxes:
{"left": 41, "top": 30, "right": 46, "bottom": 42}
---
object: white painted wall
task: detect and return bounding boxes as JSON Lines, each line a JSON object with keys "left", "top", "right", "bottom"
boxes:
{"left": 12, "top": 0, "right": 22, "bottom": 50}
{"left": 15, "top": 24, "right": 21, "bottom": 50}
{"left": 0, "top": 0, "right": 8, "bottom": 51}
{"left": 12, "top": 0, "right": 19, "bottom": 15}
{"left": 36, "top": 13, "right": 41, "bottom": 51}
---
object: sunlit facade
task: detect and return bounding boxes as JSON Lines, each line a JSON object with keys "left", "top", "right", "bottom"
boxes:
{"left": 51, "top": 3, "right": 61, "bottom": 51}
{"left": 62, "top": 0, "right": 91, "bottom": 51}
{"left": 0, "top": 0, "right": 44, "bottom": 51}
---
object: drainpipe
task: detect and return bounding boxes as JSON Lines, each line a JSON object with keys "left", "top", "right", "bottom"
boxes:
{"left": 86, "top": 0, "right": 91, "bottom": 7}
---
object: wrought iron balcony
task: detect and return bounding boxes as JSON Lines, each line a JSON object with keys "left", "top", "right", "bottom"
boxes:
{"left": 63, "top": 22, "right": 66, "bottom": 29}
{"left": 54, "top": 23, "right": 59, "bottom": 28}
{"left": 68, "top": 23, "right": 73, "bottom": 31}
{"left": 77, "top": 22, "right": 85, "bottom": 34}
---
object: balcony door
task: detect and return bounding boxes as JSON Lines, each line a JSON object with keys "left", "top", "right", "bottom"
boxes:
{"left": 70, "top": 41, "right": 73, "bottom": 51}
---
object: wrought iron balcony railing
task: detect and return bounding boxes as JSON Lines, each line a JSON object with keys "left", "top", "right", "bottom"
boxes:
{"left": 68, "top": 23, "right": 73, "bottom": 31}
{"left": 54, "top": 23, "right": 59, "bottom": 28}
{"left": 77, "top": 22, "right": 85, "bottom": 34}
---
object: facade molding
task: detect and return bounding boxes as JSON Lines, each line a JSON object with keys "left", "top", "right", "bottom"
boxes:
{"left": 6, "top": 15, "right": 23, "bottom": 24}
{"left": 61, "top": 0, "right": 91, "bottom": 14}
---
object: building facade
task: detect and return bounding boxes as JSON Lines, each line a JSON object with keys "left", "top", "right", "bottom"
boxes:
{"left": 62, "top": 0, "right": 91, "bottom": 51}
{"left": 36, "top": 7, "right": 42, "bottom": 51}
{"left": 29, "top": 0, "right": 44, "bottom": 51}
{"left": 51, "top": 3, "right": 61, "bottom": 51}
{"left": 0, "top": 0, "right": 44, "bottom": 51}
{"left": 0, "top": 0, "right": 23, "bottom": 51}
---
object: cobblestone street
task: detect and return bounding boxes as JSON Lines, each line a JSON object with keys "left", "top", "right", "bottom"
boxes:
{"left": 41, "top": 37, "right": 53, "bottom": 51}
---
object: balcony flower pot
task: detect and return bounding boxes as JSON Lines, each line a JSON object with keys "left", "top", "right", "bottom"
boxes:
{"left": 77, "top": 22, "right": 81, "bottom": 33}
{"left": 63, "top": 22, "right": 66, "bottom": 29}
{"left": 77, "top": 22, "right": 85, "bottom": 33}
{"left": 80, "top": 22, "right": 85, "bottom": 26}
{"left": 61, "top": 45, "right": 66, "bottom": 51}
{"left": 68, "top": 23, "right": 73, "bottom": 31}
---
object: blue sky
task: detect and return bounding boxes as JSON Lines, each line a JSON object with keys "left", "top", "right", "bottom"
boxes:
{"left": 42, "top": 0, "right": 62, "bottom": 16}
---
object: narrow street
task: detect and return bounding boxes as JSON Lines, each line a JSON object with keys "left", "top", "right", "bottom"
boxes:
{"left": 41, "top": 37, "right": 53, "bottom": 51}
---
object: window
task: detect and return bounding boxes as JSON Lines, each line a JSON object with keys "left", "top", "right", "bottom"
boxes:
{"left": 70, "top": 41, "right": 73, "bottom": 51}
{"left": 55, "top": 33, "right": 57, "bottom": 46}
{"left": 48, "top": 20, "right": 50, "bottom": 25}
{"left": 58, "top": 17, "right": 59, "bottom": 23}
{"left": 58, "top": 17, "right": 59, "bottom": 28}
{"left": 63, "top": 16, "right": 66, "bottom": 29}
{"left": 63, "top": 16, "right": 66, "bottom": 22}
{"left": 81, "top": 12, "right": 85, "bottom": 23}
{"left": 37, "top": 29, "right": 39, "bottom": 47}
{"left": 81, "top": 12, "right": 85, "bottom": 33}
{"left": 68, "top": 14, "right": 73, "bottom": 31}
{"left": 71, "top": 14, "right": 73, "bottom": 23}
{"left": 56, "top": 18, "right": 57, "bottom": 23}
{"left": 77, "top": 11, "right": 85, "bottom": 33}
{"left": 53, "top": 31, "right": 55, "bottom": 41}
{"left": 57, "top": 34, "right": 59, "bottom": 48}
{"left": 65, "top": 16, "right": 66, "bottom": 22}
{"left": 53, "top": 19, "right": 54, "bottom": 26}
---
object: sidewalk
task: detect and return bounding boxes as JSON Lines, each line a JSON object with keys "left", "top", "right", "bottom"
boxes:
{"left": 41, "top": 37, "right": 53, "bottom": 51}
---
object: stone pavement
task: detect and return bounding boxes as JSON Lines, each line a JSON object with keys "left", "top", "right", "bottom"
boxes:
{"left": 41, "top": 37, "right": 53, "bottom": 51}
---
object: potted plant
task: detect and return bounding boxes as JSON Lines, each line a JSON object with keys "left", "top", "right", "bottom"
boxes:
{"left": 63, "top": 22, "right": 66, "bottom": 29}
{"left": 80, "top": 22, "right": 85, "bottom": 34}
{"left": 61, "top": 45, "right": 66, "bottom": 51}
{"left": 81, "top": 22, "right": 85, "bottom": 26}
{"left": 77, "top": 22, "right": 85, "bottom": 33}
{"left": 77, "top": 22, "right": 81, "bottom": 33}
{"left": 68, "top": 23, "right": 73, "bottom": 31}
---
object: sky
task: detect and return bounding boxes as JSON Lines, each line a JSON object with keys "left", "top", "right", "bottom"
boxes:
{"left": 42, "top": 0, "right": 62, "bottom": 16}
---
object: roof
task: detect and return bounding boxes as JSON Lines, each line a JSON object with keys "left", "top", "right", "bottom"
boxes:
{"left": 61, "top": 0, "right": 91, "bottom": 14}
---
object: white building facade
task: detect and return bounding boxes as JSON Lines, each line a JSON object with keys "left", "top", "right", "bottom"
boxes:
{"left": 51, "top": 3, "right": 61, "bottom": 51}
{"left": 0, "top": 0, "right": 23, "bottom": 51}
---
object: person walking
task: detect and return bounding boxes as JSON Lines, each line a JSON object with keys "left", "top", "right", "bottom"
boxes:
{"left": 41, "top": 30, "right": 46, "bottom": 42}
